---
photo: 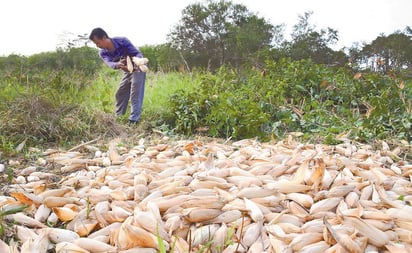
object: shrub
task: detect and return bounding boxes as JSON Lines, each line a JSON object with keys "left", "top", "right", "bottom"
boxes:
{"left": 169, "top": 58, "right": 412, "bottom": 143}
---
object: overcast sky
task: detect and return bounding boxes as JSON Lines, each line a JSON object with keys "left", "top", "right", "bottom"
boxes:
{"left": 1, "top": 0, "right": 410, "bottom": 56}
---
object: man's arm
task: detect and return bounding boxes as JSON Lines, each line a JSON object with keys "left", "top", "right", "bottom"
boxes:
{"left": 121, "top": 37, "right": 144, "bottom": 58}
{"left": 100, "top": 51, "right": 120, "bottom": 69}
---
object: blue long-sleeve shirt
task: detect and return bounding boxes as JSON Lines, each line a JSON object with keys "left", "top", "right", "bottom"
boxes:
{"left": 99, "top": 37, "right": 144, "bottom": 69}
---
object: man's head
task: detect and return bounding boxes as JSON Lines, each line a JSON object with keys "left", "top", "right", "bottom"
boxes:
{"left": 89, "top": 28, "right": 111, "bottom": 50}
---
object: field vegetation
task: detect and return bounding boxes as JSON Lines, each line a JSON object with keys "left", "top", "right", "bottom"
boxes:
{"left": 0, "top": 0, "right": 411, "bottom": 159}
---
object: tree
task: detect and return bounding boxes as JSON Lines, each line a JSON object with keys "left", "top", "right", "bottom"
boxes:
{"left": 57, "top": 31, "right": 90, "bottom": 51}
{"left": 226, "top": 15, "right": 275, "bottom": 68}
{"left": 360, "top": 27, "right": 412, "bottom": 72}
{"left": 167, "top": 0, "right": 275, "bottom": 71}
{"left": 287, "top": 11, "right": 347, "bottom": 65}
{"left": 140, "top": 44, "right": 182, "bottom": 72}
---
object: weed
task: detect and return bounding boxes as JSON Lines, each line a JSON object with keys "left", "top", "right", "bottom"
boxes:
{"left": 0, "top": 136, "right": 14, "bottom": 157}
{"left": 0, "top": 203, "right": 28, "bottom": 238}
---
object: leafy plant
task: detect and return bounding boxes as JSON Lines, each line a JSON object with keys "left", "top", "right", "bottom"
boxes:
{"left": 168, "top": 58, "right": 411, "bottom": 145}
{"left": 0, "top": 204, "right": 28, "bottom": 237}
{"left": 0, "top": 49, "right": 410, "bottom": 158}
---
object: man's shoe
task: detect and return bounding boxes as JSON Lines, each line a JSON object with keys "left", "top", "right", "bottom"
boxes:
{"left": 128, "top": 120, "right": 138, "bottom": 126}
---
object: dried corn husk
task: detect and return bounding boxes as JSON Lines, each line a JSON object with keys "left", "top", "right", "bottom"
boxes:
{"left": 1, "top": 137, "right": 411, "bottom": 252}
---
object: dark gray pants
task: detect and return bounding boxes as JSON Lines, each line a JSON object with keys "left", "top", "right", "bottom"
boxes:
{"left": 115, "top": 71, "right": 146, "bottom": 122}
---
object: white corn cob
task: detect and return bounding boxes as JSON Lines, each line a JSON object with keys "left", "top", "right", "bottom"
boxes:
{"left": 132, "top": 57, "right": 149, "bottom": 65}
{"left": 132, "top": 56, "right": 149, "bottom": 72}
{"left": 55, "top": 241, "right": 89, "bottom": 253}
{"left": 73, "top": 238, "right": 117, "bottom": 253}
{"left": 47, "top": 227, "right": 80, "bottom": 244}
{"left": 126, "top": 56, "right": 134, "bottom": 73}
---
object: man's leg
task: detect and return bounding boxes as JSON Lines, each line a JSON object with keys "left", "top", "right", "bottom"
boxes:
{"left": 115, "top": 72, "right": 132, "bottom": 116}
{"left": 129, "top": 71, "right": 146, "bottom": 122}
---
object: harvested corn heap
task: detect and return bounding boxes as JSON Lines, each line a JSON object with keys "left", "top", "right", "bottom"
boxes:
{"left": 1, "top": 137, "right": 411, "bottom": 252}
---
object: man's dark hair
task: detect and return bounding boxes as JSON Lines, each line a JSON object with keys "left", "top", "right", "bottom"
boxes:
{"left": 89, "top": 28, "right": 108, "bottom": 40}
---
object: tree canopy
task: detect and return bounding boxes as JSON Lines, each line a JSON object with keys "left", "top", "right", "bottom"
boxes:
{"left": 2, "top": 0, "right": 410, "bottom": 74}
{"left": 167, "top": 0, "right": 275, "bottom": 71}
{"left": 358, "top": 28, "right": 412, "bottom": 72}
{"left": 166, "top": 0, "right": 410, "bottom": 73}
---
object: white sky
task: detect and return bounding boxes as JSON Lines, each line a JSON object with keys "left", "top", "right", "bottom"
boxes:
{"left": 1, "top": 0, "right": 410, "bottom": 56}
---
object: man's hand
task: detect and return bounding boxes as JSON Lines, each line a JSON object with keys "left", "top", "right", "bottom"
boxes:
{"left": 117, "top": 62, "right": 129, "bottom": 72}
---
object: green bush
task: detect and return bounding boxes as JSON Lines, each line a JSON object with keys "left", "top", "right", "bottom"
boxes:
{"left": 169, "top": 58, "right": 411, "bottom": 144}
{"left": 0, "top": 51, "right": 410, "bottom": 157}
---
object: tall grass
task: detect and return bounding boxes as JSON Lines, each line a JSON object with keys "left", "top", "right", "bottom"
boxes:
{"left": 143, "top": 72, "right": 198, "bottom": 126}
{"left": 0, "top": 67, "right": 196, "bottom": 156}
{"left": 80, "top": 68, "right": 120, "bottom": 114}
{"left": 80, "top": 69, "right": 197, "bottom": 121}
{"left": 1, "top": 56, "right": 410, "bottom": 159}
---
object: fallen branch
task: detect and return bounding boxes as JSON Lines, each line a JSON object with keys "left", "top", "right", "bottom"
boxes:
{"left": 68, "top": 137, "right": 100, "bottom": 152}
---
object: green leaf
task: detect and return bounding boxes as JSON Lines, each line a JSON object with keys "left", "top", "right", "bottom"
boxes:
{"left": 0, "top": 204, "right": 28, "bottom": 216}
